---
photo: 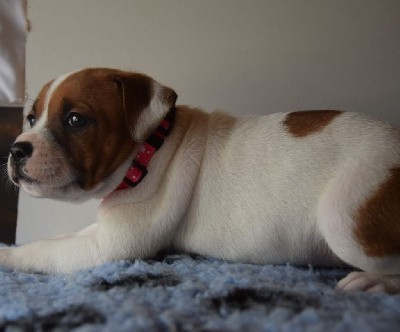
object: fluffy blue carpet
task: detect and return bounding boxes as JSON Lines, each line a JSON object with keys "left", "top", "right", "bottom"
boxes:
{"left": 0, "top": 253, "right": 399, "bottom": 331}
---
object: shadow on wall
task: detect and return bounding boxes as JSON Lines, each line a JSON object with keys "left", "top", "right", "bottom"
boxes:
{"left": 0, "top": 107, "right": 22, "bottom": 244}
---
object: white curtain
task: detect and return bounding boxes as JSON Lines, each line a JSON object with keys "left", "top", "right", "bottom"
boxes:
{"left": 0, "top": 0, "right": 26, "bottom": 107}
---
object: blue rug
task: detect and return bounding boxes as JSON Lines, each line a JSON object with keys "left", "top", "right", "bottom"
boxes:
{"left": 0, "top": 253, "right": 399, "bottom": 331}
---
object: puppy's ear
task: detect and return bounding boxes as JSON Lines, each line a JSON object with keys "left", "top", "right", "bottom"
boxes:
{"left": 114, "top": 72, "right": 177, "bottom": 141}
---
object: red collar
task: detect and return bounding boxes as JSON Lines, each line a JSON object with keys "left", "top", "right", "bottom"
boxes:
{"left": 115, "top": 108, "right": 176, "bottom": 191}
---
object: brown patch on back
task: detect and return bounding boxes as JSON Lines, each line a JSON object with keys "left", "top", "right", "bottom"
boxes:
{"left": 283, "top": 110, "right": 342, "bottom": 137}
{"left": 354, "top": 167, "right": 400, "bottom": 257}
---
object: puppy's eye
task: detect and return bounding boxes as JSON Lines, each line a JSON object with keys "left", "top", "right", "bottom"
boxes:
{"left": 66, "top": 112, "right": 88, "bottom": 128}
{"left": 27, "top": 114, "right": 36, "bottom": 127}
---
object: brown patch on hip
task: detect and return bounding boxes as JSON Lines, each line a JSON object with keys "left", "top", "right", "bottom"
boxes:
{"left": 354, "top": 167, "right": 400, "bottom": 257}
{"left": 283, "top": 110, "right": 342, "bottom": 137}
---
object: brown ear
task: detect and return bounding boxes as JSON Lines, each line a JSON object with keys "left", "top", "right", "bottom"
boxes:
{"left": 114, "top": 72, "right": 177, "bottom": 141}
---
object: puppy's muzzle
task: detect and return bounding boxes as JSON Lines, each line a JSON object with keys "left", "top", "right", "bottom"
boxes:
{"left": 9, "top": 141, "right": 34, "bottom": 183}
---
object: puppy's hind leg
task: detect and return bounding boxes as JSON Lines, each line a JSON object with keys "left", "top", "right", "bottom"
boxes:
{"left": 317, "top": 165, "right": 400, "bottom": 293}
{"left": 336, "top": 271, "right": 400, "bottom": 294}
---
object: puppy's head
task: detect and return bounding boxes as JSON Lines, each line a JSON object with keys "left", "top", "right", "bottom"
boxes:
{"left": 7, "top": 68, "right": 177, "bottom": 201}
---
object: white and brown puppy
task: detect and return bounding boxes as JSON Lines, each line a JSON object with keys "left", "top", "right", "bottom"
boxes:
{"left": 4, "top": 68, "right": 400, "bottom": 293}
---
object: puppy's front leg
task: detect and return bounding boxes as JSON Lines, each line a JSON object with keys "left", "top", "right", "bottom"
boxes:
{"left": 0, "top": 217, "right": 141, "bottom": 273}
{"left": 0, "top": 230, "right": 103, "bottom": 273}
{"left": 0, "top": 199, "right": 178, "bottom": 273}
{"left": 52, "top": 223, "right": 99, "bottom": 240}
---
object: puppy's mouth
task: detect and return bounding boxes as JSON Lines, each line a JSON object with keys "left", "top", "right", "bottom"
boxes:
{"left": 11, "top": 166, "right": 39, "bottom": 185}
{"left": 9, "top": 162, "right": 80, "bottom": 197}
{"left": 19, "top": 176, "right": 81, "bottom": 199}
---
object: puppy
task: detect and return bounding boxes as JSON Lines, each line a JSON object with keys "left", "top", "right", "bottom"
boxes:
{"left": 4, "top": 68, "right": 400, "bottom": 293}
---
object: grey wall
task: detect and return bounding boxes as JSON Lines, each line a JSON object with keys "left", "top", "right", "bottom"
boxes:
{"left": 18, "top": 0, "right": 400, "bottom": 243}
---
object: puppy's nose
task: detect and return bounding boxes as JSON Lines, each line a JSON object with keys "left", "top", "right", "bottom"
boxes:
{"left": 10, "top": 141, "right": 33, "bottom": 164}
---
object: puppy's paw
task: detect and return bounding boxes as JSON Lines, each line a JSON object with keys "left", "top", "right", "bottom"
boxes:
{"left": 0, "top": 247, "right": 15, "bottom": 269}
{"left": 337, "top": 271, "right": 400, "bottom": 294}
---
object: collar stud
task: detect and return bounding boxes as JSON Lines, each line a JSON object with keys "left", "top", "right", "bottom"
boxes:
{"left": 115, "top": 108, "right": 176, "bottom": 191}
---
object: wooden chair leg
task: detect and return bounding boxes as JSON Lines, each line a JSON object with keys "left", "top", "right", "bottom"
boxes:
{"left": 0, "top": 107, "right": 23, "bottom": 244}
